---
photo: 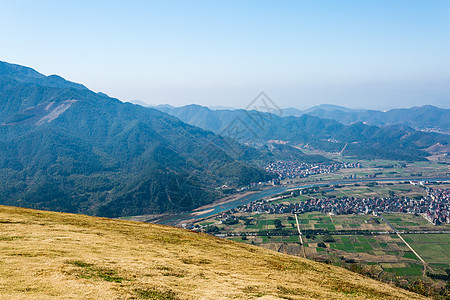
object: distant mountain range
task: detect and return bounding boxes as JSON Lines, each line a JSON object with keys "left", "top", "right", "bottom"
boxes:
{"left": 2, "top": 60, "right": 447, "bottom": 217}
{"left": 281, "top": 104, "right": 450, "bottom": 134}
{"left": 0, "top": 61, "right": 281, "bottom": 217}
{"left": 149, "top": 102, "right": 450, "bottom": 134}
{"left": 157, "top": 104, "right": 449, "bottom": 161}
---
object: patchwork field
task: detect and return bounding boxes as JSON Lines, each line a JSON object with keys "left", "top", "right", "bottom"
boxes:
{"left": 201, "top": 211, "right": 450, "bottom": 281}
{"left": 194, "top": 182, "right": 450, "bottom": 297}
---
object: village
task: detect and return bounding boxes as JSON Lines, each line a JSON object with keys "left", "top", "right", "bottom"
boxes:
{"left": 264, "top": 161, "right": 361, "bottom": 180}
{"left": 217, "top": 185, "right": 450, "bottom": 226}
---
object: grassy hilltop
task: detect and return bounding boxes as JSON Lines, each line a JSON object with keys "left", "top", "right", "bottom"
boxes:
{"left": 0, "top": 205, "right": 424, "bottom": 299}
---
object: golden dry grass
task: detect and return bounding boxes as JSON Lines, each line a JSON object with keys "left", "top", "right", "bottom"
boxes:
{"left": 0, "top": 205, "right": 425, "bottom": 299}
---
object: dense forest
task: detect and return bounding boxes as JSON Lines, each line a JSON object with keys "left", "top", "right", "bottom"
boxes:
{"left": 0, "top": 61, "right": 277, "bottom": 217}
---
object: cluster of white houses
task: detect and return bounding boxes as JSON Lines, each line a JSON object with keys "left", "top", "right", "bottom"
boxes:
{"left": 223, "top": 187, "right": 449, "bottom": 225}
{"left": 265, "top": 161, "right": 360, "bottom": 180}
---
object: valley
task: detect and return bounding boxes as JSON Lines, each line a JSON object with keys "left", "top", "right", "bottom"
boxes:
{"left": 129, "top": 156, "right": 449, "bottom": 226}
{"left": 2, "top": 2, "right": 450, "bottom": 299}
{"left": 0, "top": 60, "right": 448, "bottom": 299}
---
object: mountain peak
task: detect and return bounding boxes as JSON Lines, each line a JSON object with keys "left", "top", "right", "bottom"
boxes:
{"left": 0, "top": 60, "right": 44, "bottom": 79}
{"left": 0, "top": 60, "right": 87, "bottom": 90}
{"left": 305, "top": 104, "right": 354, "bottom": 113}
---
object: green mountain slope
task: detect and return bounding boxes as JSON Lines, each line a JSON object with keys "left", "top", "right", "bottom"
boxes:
{"left": 0, "top": 61, "right": 273, "bottom": 217}
{"left": 0, "top": 205, "right": 425, "bottom": 299}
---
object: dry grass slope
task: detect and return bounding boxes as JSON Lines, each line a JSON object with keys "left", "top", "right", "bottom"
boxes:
{"left": 0, "top": 205, "right": 425, "bottom": 299}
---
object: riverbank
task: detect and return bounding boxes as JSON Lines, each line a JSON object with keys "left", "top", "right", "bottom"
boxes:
{"left": 159, "top": 176, "right": 450, "bottom": 226}
{"left": 123, "top": 176, "right": 449, "bottom": 226}
{"left": 192, "top": 190, "right": 260, "bottom": 211}
{"left": 123, "top": 187, "right": 277, "bottom": 224}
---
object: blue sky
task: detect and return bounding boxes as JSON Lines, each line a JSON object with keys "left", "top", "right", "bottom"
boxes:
{"left": 1, "top": 0, "right": 449, "bottom": 109}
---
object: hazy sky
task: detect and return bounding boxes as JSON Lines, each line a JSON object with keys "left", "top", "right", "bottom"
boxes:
{"left": 1, "top": 0, "right": 449, "bottom": 110}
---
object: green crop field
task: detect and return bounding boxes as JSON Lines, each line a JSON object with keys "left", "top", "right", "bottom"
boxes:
{"left": 403, "top": 252, "right": 419, "bottom": 260}
{"left": 385, "top": 263, "right": 423, "bottom": 276}
{"left": 405, "top": 234, "right": 450, "bottom": 264}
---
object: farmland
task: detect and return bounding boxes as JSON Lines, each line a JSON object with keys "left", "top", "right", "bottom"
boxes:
{"left": 281, "top": 153, "right": 449, "bottom": 185}
{"left": 193, "top": 181, "right": 450, "bottom": 295}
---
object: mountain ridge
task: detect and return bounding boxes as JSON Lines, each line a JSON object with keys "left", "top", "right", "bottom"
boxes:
{"left": 0, "top": 61, "right": 88, "bottom": 90}
{"left": 156, "top": 104, "right": 449, "bottom": 161}
{"left": 0, "top": 61, "right": 273, "bottom": 217}
{"left": 282, "top": 103, "right": 450, "bottom": 133}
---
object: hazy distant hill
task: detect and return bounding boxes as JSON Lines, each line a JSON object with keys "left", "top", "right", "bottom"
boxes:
{"left": 158, "top": 104, "right": 449, "bottom": 161}
{"left": 0, "top": 205, "right": 424, "bottom": 299}
{"left": 283, "top": 104, "right": 450, "bottom": 134}
{"left": 0, "top": 61, "right": 273, "bottom": 217}
{"left": 126, "top": 99, "right": 151, "bottom": 107}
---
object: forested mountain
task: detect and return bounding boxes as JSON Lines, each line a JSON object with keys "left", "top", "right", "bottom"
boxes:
{"left": 157, "top": 104, "right": 449, "bottom": 161}
{"left": 282, "top": 104, "right": 450, "bottom": 134}
{"left": 0, "top": 61, "right": 275, "bottom": 217}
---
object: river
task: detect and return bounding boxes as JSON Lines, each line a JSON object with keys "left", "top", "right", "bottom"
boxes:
{"left": 156, "top": 176, "right": 449, "bottom": 226}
